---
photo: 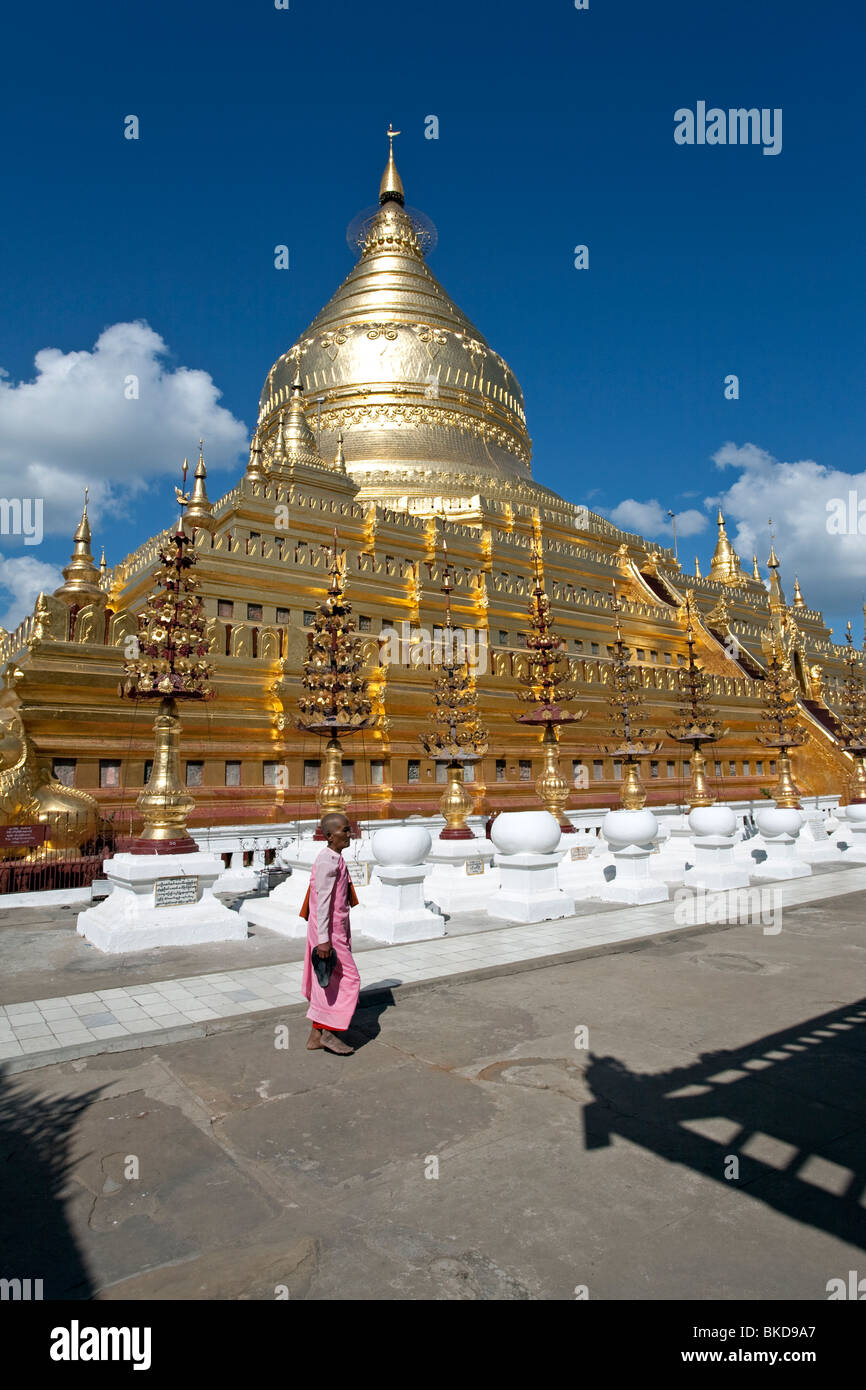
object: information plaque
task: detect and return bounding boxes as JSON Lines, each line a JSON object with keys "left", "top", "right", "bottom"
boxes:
{"left": 347, "top": 861, "right": 370, "bottom": 886}
{"left": 465, "top": 858, "right": 485, "bottom": 876}
{"left": 154, "top": 876, "right": 199, "bottom": 908}
{"left": 570, "top": 845, "right": 592, "bottom": 861}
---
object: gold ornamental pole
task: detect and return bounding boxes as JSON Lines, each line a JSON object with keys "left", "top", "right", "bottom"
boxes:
{"left": 514, "top": 536, "right": 584, "bottom": 830}
{"left": 601, "top": 585, "right": 662, "bottom": 810}
{"left": 296, "top": 531, "right": 373, "bottom": 837}
{"left": 755, "top": 632, "right": 807, "bottom": 810}
{"left": 667, "top": 594, "right": 727, "bottom": 811}
{"left": 119, "top": 458, "right": 215, "bottom": 853}
{"left": 419, "top": 537, "right": 488, "bottom": 839}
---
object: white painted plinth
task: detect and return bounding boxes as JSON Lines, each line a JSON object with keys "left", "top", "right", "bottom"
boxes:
{"left": 425, "top": 839, "right": 497, "bottom": 915}
{"left": 595, "top": 843, "right": 669, "bottom": 904}
{"left": 796, "top": 809, "right": 847, "bottom": 864}
{"left": 487, "top": 851, "right": 575, "bottom": 923}
{"left": 830, "top": 805, "right": 866, "bottom": 860}
{"left": 350, "top": 865, "right": 445, "bottom": 943}
{"left": 749, "top": 808, "right": 812, "bottom": 880}
{"left": 683, "top": 837, "right": 751, "bottom": 891}
{"left": 76, "top": 852, "right": 247, "bottom": 954}
{"left": 749, "top": 835, "right": 812, "bottom": 879}
{"left": 650, "top": 816, "right": 695, "bottom": 884}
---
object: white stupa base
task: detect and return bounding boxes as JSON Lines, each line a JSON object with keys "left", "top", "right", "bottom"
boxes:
{"left": 683, "top": 837, "right": 751, "bottom": 892}
{"left": 650, "top": 822, "right": 696, "bottom": 884}
{"left": 487, "top": 851, "right": 575, "bottom": 924}
{"left": 796, "top": 809, "right": 847, "bottom": 863}
{"left": 76, "top": 852, "right": 247, "bottom": 954}
{"left": 595, "top": 844, "right": 669, "bottom": 905}
{"left": 350, "top": 865, "right": 445, "bottom": 944}
{"left": 748, "top": 835, "right": 812, "bottom": 880}
{"left": 424, "top": 838, "right": 497, "bottom": 915}
{"left": 215, "top": 867, "right": 260, "bottom": 896}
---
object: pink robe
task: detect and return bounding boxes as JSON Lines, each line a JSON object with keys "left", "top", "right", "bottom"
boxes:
{"left": 302, "top": 845, "right": 360, "bottom": 1031}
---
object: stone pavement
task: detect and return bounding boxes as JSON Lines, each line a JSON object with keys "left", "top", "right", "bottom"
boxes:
{"left": 0, "top": 864, "right": 863, "bottom": 1074}
{"left": 0, "top": 882, "right": 863, "bottom": 1299}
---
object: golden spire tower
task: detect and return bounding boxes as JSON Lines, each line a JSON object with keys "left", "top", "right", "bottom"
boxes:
{"left": 514, "top": 538, "right": 585, "bottom": 829}
{"left": 756, "top": 629, "right": 807, "bottom": 808}
{"left": 667, "top": 593, "right": 727, "bottom": 808}
{"left": 835, "top": 621, "right": 866, "bottom": 803}
{"left": 601, "top": 585, "right": 663, "bottom": 809}
{"left": 54, "top": 489, "right": 106, "bottom": 609}
{"left": 119, "top": 461, "right": 214, "bottom": 851}
{"left": 296, "top": 532, "right": 373, "bottom": 831}
{"left": 418, "top": 540, "right": 488, "bottom": 838}
{"left": 708, "top": 508, "right": 744, "bottom": 584}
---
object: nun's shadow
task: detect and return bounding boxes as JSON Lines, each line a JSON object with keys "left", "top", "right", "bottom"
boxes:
{"left": 346, "top": 986, "right": 397, "bottom": 1049}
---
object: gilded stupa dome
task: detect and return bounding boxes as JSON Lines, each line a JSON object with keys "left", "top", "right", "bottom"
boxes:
{"left": 258, "top": 135, "right": 533, "bottom": 503}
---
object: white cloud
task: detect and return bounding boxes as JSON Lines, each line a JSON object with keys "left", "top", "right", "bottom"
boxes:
{"left": 0, "top": 555, "right": 63, "bottom": 631}
{"left": 607, "top": 498, "right": 708, "bottom": 538}
{"left": 711, "top": 442, "right": 866, "bottom": 625}
{"left": 0, "top": 321, "right": 248, "bottom": 539}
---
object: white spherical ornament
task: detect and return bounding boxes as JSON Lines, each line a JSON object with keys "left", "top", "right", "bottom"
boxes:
{"left": 755, "top": 807, "right": 802, "bottom": 839}
{"left": 603, "top": 808, "right": 658, "bottom": 848}
{"left": 688, "top": 805, "right": 736, "bottom": 838}
{"left": 371, "top": 826, "right": 432, "bottom": 866}
{"left": 490, "top": 810, "right": 561, "bottom": 856}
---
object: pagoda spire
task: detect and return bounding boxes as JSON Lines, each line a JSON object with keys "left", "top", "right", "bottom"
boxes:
{"left": 766, "top": 537, "right": 786, "bottom": 611}
{"left": 379, "top": 123, "right": 405, "bottom": 206}
{"left": 708, "top": 507, "right": 742, "bottom": 584}
{"left": 54, "top": 488, "right": 106, "bottom": 607}
{"left": 792, "top": 575, "right": 806, "bottom": 609}
{"left": 752, "top": 554, "right": 761, "bottom": 581}
{"left": 182, "top": 442, "right": 216, "bottom": 533}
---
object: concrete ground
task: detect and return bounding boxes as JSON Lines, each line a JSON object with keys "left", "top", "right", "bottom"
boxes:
{"left": 0, "top": 886, "right": 863, "bottom": 1300}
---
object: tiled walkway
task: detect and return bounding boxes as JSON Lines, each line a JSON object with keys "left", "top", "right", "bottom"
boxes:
{"left": 1, "top": 865, "right": 864, "bottom": 1075}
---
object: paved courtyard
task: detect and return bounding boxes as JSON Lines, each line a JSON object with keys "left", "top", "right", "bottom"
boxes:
{"left": 0, "top": 873, "right": 863, "bottom": 1300}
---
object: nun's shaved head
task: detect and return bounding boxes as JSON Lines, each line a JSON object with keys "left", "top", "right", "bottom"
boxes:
{"left": 320, "top": 811, "right": 350, "bottom": 838}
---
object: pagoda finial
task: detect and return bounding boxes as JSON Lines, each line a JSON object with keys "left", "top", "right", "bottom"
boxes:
{"left": 183, "top": 442, "right": 216, "bottom": 533}
{"left": 695, "top": 555, "right": 701, "bottom": 579}
{"left": 709, "top": 505, "right": 742, "bottom": 584}
{"left": 54, "top": 485, "right": 105, "bottom": 607}
{"left": 334, "top": 431, "right": 346, "bottom": 472}
{"left": 793, "top": 575, "right": 806, "bottom": 609}
{"left": 379, "top": 124, "right": 405, "bottom": 206}
{"left": 753, "top": 554, "right": 761, "bottom": 581}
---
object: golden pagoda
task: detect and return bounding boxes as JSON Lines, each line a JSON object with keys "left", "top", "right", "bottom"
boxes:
{"left": 0, "top": 133, "right": 858, "bottom": 833}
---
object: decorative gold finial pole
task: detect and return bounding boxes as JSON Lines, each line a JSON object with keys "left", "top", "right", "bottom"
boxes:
{"left": 419, "top": 536, "right": 488, "bottom": 838}
{"left": 119, "top": 465, "right": 214, "bottom": 852}
{"left": 755, "top": 629, "right": 807, "bottom": 809}
{"left": 601, "top": 582, "right": 662, "bottom": 809}
{"left": 667, "top": 593, "right": 727, "bottom": 810}
{"left": 513, "top": 535, "right": 584, "bottom": 829}
{"left": 297, "top": 533, "right": 373, "bottom": 835}
{"left": 836, "top": 620, "right": 866, "bottom": 804}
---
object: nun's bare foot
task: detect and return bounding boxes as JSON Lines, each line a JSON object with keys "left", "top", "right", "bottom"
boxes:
{"left": 320, "top": 1030, "right": 354, "bottom": 1055}
{"left": 306, "top": 1027, "right": 324, "bottom": 1050}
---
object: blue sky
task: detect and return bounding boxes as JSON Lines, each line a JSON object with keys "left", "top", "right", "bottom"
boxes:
{"left": 0, "top": 0, "right": 863, "bottom": 636}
